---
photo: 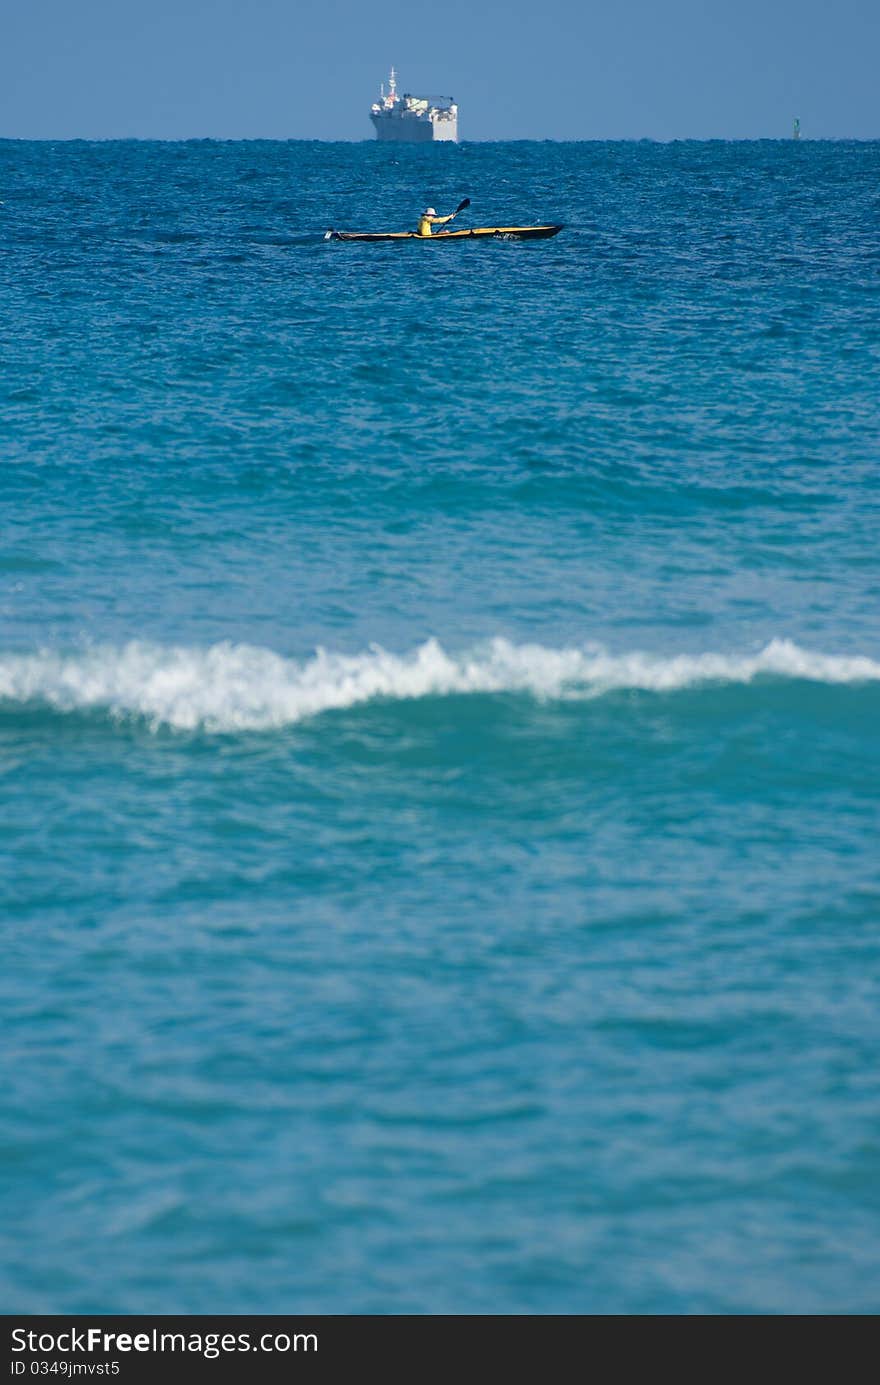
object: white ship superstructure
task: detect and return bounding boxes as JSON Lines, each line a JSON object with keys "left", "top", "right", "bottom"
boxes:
{"left": 370, "top": 68, "right": 458, "bottom": 143}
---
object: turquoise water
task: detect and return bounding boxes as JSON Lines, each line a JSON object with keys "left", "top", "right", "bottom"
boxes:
{"left": 2, "top": 139, "right": 879, "bottom": 1314}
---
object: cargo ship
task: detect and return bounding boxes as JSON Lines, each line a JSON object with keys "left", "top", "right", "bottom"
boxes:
{"left": 370, "top": 68, "right": 458, "bottom": 143}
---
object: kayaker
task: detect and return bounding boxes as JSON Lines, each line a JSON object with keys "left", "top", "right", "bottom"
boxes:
{"left": 417, "top": 206, "right": 455, "bottom": 237}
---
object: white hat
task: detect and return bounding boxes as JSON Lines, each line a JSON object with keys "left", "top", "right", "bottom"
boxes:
{"left": 425, "top": 207, "right": 436, "bottom": 216}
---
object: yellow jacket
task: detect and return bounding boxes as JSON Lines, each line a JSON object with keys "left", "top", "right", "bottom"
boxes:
{"left": 417, "top": 212, "right": 454, "bottom": 237}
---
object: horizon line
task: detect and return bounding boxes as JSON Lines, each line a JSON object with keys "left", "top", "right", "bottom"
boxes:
{"left": 2, "top": 134, "right": 879, "bottom": 144}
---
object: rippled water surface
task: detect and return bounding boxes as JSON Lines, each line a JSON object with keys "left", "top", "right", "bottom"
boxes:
{"left": 2, "top": 139, "right": 879, "bottom": 1313}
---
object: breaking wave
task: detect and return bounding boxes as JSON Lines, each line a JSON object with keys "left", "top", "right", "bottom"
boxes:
{"left": 0, "top": 637, "right": 878, "bottom": 733}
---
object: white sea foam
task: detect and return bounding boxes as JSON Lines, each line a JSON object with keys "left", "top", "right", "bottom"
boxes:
{"left": 0, "top": 637, "right": 878, "bottom": 732}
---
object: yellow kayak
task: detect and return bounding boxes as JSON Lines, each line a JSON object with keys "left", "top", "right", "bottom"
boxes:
{"left": 325, "top": 224, "right": 563, "bottom": 243}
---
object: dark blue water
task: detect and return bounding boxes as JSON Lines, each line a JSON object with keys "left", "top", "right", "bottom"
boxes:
{"left": 2, "top": 139, "right": 879, "bottom": 1313}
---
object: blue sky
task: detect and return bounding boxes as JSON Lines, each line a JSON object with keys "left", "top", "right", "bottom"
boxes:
{"left": 2, "top": 0, "right": 878, "bottom": 140}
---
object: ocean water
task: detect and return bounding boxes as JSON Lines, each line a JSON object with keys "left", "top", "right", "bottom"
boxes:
{"left": 2, "top": 138, "right": 879, "bottom": 1315}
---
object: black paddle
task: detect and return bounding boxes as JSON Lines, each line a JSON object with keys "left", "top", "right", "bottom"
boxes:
{"left": 430, "top": 198, "right": 470, "bottom": 234}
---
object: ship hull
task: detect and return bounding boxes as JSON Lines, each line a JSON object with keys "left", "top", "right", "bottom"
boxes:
{"left": 370, "top": 113, "right": 458, "bottom": 143}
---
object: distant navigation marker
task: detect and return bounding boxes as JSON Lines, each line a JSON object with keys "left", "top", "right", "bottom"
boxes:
{"left": 793, "top": 117, "right": 801, "bottom": 140}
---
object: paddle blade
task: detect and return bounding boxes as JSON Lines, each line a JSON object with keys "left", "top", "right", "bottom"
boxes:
{"left": 455, "top": 198, "right": 471, "bottom": 213}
